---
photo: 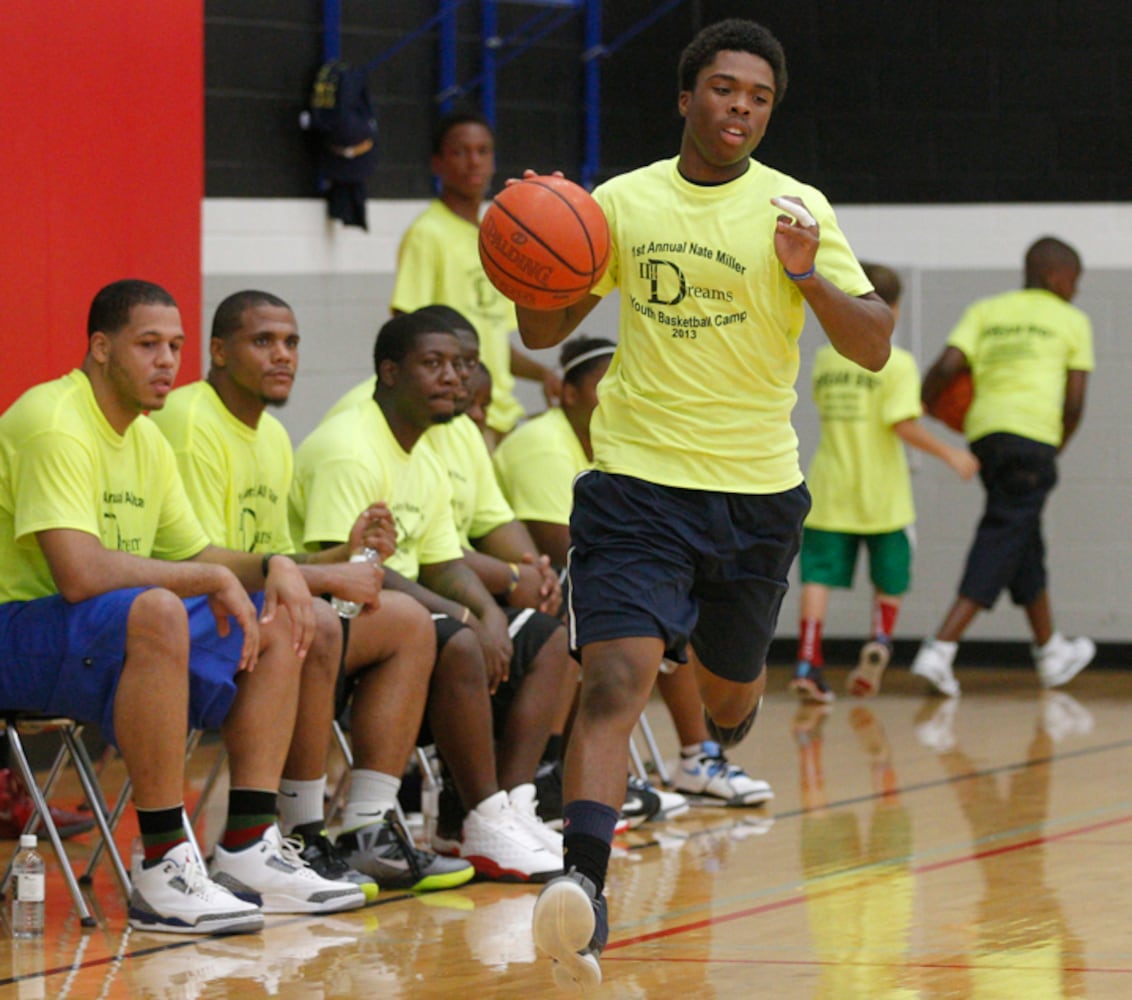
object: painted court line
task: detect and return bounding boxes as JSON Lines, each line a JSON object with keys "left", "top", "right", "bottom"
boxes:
{"left": 5, "top": 737, "right": 1132, "bottom": 987}
{"left": 606, "top": 809, "right": 1132, "bottom": 978}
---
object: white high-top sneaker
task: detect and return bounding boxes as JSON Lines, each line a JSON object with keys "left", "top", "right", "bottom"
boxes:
{"left": 129, "top": 841, "right": 264, "bottom": 935}
{"left": 1034, "top": 632, "right": 1096, "bottom": 688}
{"left": 435, "top": 790, "right": 563, "bottom": 883}
{"left": 910, "top": 638, "right": 960, "bottom": 697}
{"left": 209, "top": 825, "right": 366, "bottom": 913}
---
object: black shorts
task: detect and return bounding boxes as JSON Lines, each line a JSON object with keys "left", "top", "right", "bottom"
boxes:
{"left": 567, "top": 470, "right": 810, "bottom": 683}
{"left": 412, "top": 606, "right": 562, "bottom": 746}
{"left": 959, "top": 433, "right": 1058, "bottom": 608}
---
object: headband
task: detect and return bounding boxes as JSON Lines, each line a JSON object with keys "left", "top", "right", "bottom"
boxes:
{"left": 561, "top": 345, "right": 616, "bottom": 377}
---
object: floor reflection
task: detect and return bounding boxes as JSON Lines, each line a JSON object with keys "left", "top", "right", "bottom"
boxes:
{"left": 794, "top": 703, "right": 919, "bottom": 999}
{"left": 926, "top": 692, "right": 1090, "bottom": 998}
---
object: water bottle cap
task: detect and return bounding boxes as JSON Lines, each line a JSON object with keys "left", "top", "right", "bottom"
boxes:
{"left": 19, "top": 834, "right": 36, "bottom": 849}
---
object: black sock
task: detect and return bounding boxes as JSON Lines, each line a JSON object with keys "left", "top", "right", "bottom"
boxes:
{"left": 563, "top": 831, "right": 612, "bottom": 896}
{"left": 542, "top": 734, "right": 565, "bottom": 764}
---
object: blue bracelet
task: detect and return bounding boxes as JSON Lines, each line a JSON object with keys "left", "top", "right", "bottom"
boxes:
{"left": 784, "top": 265, "right": 816, "bottom": 281}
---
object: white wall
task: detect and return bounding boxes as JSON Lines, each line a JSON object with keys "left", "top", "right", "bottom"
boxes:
{"left": 203, "top": 199, "right": 1132, "bottom": 642}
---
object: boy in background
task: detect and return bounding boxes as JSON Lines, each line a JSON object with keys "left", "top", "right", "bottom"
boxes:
{"left": 792, "top": 263, "right": 979, "bottom": 703}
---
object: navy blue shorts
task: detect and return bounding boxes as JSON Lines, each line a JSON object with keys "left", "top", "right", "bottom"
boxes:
{"left": 567, "top": 471, "right": 811, "bottom": 683}
{"left": 0, "top": 588, "right": 265, "bottom": 748}
{"left": 959, "top": 433, "right": 1058, "bottom": 608}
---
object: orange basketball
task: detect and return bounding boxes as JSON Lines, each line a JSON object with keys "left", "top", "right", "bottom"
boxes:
{"left": 927, "top": 370, "right": 973, "bottom": 433}
{"left": 478, "top": 175, "right": 610, "bottom": 311}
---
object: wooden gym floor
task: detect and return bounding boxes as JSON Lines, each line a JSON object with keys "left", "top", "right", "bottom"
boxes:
{"left": 1, "top": 663, "right": 1129, "bottom": 999}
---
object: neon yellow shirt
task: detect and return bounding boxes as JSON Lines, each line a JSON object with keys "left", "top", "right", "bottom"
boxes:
{"left": 0, "top": 370, "right": 208, "bottom": 603}
{"left": 321, "top": 376, "right": 376, "bottom": 425}
{"left": 589, "top": 157, "right": 873, "bottom": 492}
{"left": 805, "top": 346, "right": 922, "bottom": 533}
{"left": 422, "top": 415, "right": 514, "bottom": 548}
{"left": 493, "top": 407, "right": 589, "bottom": 526}
{"left": 947, "top": 288, "right": 1094, "bottom": 447}
{"left": 151, "top": 381, "right": 295, "bottom": 552}
{"left": 290, "top": 400, "right": 462, "bottom": 580}
{"left": 391, "top": 200, "right": 524, "bottom": 434}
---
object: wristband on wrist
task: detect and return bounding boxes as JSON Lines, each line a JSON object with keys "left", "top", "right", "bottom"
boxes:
{"left": 506, "top": 562, "right": 521, "bottom": 594}
{"left": 784, "top": 264, "right": 816, "bottom": 281}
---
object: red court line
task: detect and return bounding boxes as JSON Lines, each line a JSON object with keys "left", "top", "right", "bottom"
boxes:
{"left": 607, "top": 811, "right": 1132, "bottom": 954}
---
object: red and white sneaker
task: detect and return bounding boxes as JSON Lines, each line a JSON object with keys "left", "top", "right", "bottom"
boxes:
{"left": 433, "top": 790, "right": 563, "bottom": 883}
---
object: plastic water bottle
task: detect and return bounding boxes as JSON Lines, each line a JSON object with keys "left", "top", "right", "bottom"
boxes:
{"left": 331, "top": 547, "right": 379, "bottom": 619}
{"left": 11, "top": 834, "right": 45, "bottom": 938}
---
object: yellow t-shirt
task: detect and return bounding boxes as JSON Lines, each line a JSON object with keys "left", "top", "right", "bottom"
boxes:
{"left": 805, "top": 346, "right": 922, "bottom": 533}
{"left": 391, "top": 200, "right": 524, "bottom": 434}
{"left": 589, "top": 157, "right": 873, "bottom": 492}
{"left": 947, "top": 288, "right": 1094, "bottom": 447}
{"left": 150, "top": 381, "right": 295, "bottom": 552}
{"left": 422, "top": 415, "right": 514, "bottom": 548}
{"left": 290, "top": 399, "right": 462, "bottom": 580}
{"left": 322, "top": 376, "right": 376, "bottom": 425}
{"left": 493, "top": 407, "right": 589, "bottom": 526}
{"left": 0, "top": 370, "right": 209, "bottom": 603}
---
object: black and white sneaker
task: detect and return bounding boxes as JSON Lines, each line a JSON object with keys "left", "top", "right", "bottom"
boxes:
{"left": 621, "top": 776, "right": 688, "bottom": 828}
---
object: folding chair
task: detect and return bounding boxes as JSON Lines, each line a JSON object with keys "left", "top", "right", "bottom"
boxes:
{"left": 0, "top": 715, "right": 130, "bottom": 928}
{"left": 629, "top": 712, "right": 671, "bottom": 787}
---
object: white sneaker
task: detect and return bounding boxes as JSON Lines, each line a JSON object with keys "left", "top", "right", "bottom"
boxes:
{"left": 509, "top": 784, "right": 565, "bottom": 856}
{"left": 915, "top": 698, "right": 959, "bottom": 752}
{"left": 621, "top": 776, "right": 690, "bottom": 827}
{"left": 434, "top": 790, "right": 563, "bottom": 883}
{"left": 847, "top": 640, "right": 892, "bottom": 697}
{"left": 209, "top": 825, "right": 367, "bottom": 913}
{"left": 129, "top": 841, "right": 264, "bottom": 935}
{"left": 670, "top": 742, "right": 774, "bottom": 807}
{"left": 910, "top": 639, "right": 960, "bottom": 697}
{"left": 1034, "top": 632, "right": 1096, "bottom": 688}
{"left": 1041, "top": 691, "right": 1095, "bottom": 742}
{"left": 649, "top": 783, "right": 691, "bottom": 822}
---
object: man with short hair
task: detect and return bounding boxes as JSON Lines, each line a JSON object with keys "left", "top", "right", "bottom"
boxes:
{"left": 0, "top": 279, "right": 365, "bottom": 935}
{"left": 291, "top": 311, "right": 563, "bottom": 882}
{"left": 151, "top": 289, "right": 473, "bottom": 895}
{"left": 391, "top": 109, "right": 560, "bottom": 444}
{"left": 513, "top": 18, "right": 893, "bottom": 990}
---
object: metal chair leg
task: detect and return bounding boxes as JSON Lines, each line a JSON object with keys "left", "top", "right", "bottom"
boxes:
{"left": 1, "top": 723, "right": 97, "bottom": 928}
{"left": 637, "top": 712, "right": 671, "bottom": 786}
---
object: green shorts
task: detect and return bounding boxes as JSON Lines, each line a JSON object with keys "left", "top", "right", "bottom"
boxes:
{"left": 799, "top": 527, "right": 912, "bottom": 596}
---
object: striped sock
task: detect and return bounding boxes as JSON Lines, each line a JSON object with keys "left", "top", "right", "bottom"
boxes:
{"left": 136, "top": 805, "right": 187, "bottom": 866}
{"left": 221, "top": 788, "right": 277, "bottom": 852}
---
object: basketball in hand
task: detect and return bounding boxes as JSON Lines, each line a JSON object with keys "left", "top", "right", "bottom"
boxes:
{"left": 927, "top": 370, "right": 973, "bottom": 433}
{"left": 478, "top": 175, "right": 610, "bottom": 311}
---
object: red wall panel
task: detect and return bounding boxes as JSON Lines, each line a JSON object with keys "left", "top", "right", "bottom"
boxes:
{"left": 0, "top": 2, "right": 203, "bottom": 411}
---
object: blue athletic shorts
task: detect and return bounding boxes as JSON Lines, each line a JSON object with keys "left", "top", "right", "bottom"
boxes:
{"left": 0, "top": 588, "right": 265, "bottom": 748}
{"left": 567, "top": 471, "right": 810, "bottom": 683}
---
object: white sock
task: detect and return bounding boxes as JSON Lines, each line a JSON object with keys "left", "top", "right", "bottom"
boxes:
{"left": 277, "top": 776, "right": 326, "bottom": 832}
{"left": 1038, "top": 631, "right": 1064, "bottom": 653}
{"left": 341, "top": 770, "right": 402, "bottom": 832}
{"left": 681, "top": 743, "right": 703, "bottom": 758}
